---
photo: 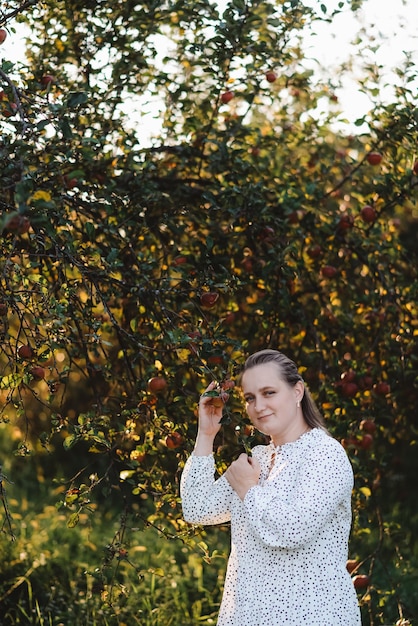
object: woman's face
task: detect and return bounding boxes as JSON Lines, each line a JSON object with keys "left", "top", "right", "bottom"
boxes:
{"left": 241, "top": 362, "right": 305, "bottom": 445}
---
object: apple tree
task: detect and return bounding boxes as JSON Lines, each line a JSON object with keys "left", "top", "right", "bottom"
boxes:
{"left": 0, "top": 0, "right": 417, "bottom": 623}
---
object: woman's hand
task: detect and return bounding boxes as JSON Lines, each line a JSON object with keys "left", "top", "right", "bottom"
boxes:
{"left": 193, "top": 381, "right": 229, "bottom": 455}
{"left": 225, "top": 453, "right": 261, "bottom": 500}
{"left": 197, "top": 381, "right": 228, "bottom": 438}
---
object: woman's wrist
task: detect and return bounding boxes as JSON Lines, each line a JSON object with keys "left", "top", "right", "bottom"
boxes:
{"left": 193, "top": 432, "right": 216, "bottom": 456}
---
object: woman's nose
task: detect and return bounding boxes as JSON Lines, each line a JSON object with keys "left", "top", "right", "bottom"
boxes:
{"left": 254, "top": 396, "right": 266, "bottom": 412}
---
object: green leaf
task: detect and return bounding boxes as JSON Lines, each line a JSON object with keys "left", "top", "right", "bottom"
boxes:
{"left": 60, "top": 117, "right": 73, "bottom": 138}
{"left": 67, "top": 91, "right": 89, "bottom": 108}
{"left": 63, "top": 434, "right": 79, "bottom": 450}
{"left": 0, "top": 374, "right": 23, "bottom": 390}
{"left": 67, "top": 512, "right": 80, "bottom": 528}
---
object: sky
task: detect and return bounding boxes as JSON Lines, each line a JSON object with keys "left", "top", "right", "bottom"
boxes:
{"left": 1, "top": 0, "right": 416, "bottom": 139}
{"left": 303, "top": 0, "right": 417, "bottom": 126}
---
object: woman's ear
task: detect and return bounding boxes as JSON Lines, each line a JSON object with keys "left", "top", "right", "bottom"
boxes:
{"left": 295, "top": 381, "right": 305, "bottom": 404}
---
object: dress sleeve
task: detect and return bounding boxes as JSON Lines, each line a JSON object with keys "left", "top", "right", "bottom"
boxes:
{"left": 243, "top": 440, "right": 353, "bottom": 549}
{"left": 180, "top": 453, "right": 234, "bottom": 525}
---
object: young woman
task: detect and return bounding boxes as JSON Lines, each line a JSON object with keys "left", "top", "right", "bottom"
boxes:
{"left": 180, "top": 349, "right": 361, "bottom": 625}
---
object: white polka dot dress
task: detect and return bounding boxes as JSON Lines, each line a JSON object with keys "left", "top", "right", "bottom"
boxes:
{"left": 180, "top": 428, "right": 362, "bottom": 626}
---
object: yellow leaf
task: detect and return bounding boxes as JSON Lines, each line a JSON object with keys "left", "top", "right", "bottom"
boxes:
{"left": 360, "top": 486, "right": 371, "bottom": 498}
{"left": 55, "top": 39, "right": 65, "bottom": 52}
{"left": 31, "top": 190, "right": 52, "bottom": 202}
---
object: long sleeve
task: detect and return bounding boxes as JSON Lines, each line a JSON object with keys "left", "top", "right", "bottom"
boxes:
{"left": 180, "top": 453, "right": 234, "bottom": 525}
{"left": 243, "top": 437, "right": 353, "bottom": 549}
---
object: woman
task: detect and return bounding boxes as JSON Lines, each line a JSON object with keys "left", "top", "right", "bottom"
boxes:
{"left": 180, "top": 349, "right": 361, "bottom": 626}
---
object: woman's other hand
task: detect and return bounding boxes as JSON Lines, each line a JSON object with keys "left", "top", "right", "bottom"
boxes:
{"left": 225, "top": 453, "right": 261, "bottom": 500}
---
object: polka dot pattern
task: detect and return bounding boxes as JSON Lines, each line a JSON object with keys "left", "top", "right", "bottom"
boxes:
{"left": 180, "top": 428, "right": 361, "bottom": 625}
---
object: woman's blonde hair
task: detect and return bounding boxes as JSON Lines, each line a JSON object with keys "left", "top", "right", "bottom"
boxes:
{"left": 241, "top": 349, "right": 327, "bottom": 431}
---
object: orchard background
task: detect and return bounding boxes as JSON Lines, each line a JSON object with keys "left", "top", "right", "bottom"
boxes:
{"left": 0, "top": 0, "right": 417, "bottom": 624}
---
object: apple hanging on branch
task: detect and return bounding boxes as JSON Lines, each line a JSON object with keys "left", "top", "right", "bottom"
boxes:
{"left": 200, "top": 291, "right": 219, "bottom": 308}
{"left": 18, "top": 345, "right": 34, "bottom": 360}
{"left": 201, "top": 380, "right": 235, "bottom": 408}
{"left": 265, "top": 70, "right": 277, "bottom": 83}
{"left": 366, "top": 152, "right": 383, "bottom": 166}
{"left": 220, "top": 90, "right": 234, "bottom": 104}
{"left": 147, "top": 376, "right": 167, "bottom": 394}
{"left": 360, "top": 205, "right": 377, "bottom": 224}
{"left": 30, "top": 366, "right": 46, "bottom": 380}
{"left": 165, "top": 431, "right": 184, "bottom": 449}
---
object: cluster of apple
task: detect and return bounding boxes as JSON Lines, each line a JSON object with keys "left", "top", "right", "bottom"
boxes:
{"left": 146, "top": 376, "right": 184, "bottom": 449}
{"left": 201, "top": 379, "right": 235, "bottom": 408}
{"left": 0, "top": 88, "right": 18, "bottom": 118}
{"left": 219, "top": 70, "right": 279, "bottom": 105}
{"left": 346, "top": 558, "right": 370, "bottom": 591}
{"left": 147, "top": 376, "right": 235, "bottom": 450}
{"left": 341, "top": 419, "right": 377, "bottom": 452}
{"left": 336, "top": 369, "right": 390, "bottom": 401}
{"left": 17, "top": 344, "right": 46, "bottom": 381}
{"left": 0, "top": 28, "right": 55, "bottom": 118}
{"left": 365, "top": 152, "right": 417, "bottom": 175}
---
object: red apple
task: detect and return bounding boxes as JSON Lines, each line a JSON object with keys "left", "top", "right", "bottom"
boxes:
{"left": 210, "top": 390, "right": 229, "bottom": 407}
{"left": 360, "top": 419, "right": 376, "bottom": 434}
{"left": 361, "top": 205, "right": 377, "bottom": 223}
{"left": 172, "top": 255, "right": 187, "bottom": 266}
{"left": 359, "top": 433, "right": 374, "bottom": 450}
{"left": 165, "top": 432, "right": 184, "bottom": 449}
{"left": 223, "top": 311, "right": 237, "bottom": 325}
{"left": 341, "top": 436, "right": 359, "bottom": 449}
{"left": 2, "top": 102, "right": 17, "bottom": 117}
{"left": 337, "top": 213, "right": 354, "bottom": 231}
{"left": 221, "top": 379, "right": 235, "bottom": 391}
{"left": 265, "top": 70, "right": 277, "bottom": 83}
{"left": 30, "top": 366, "right": 45, "bottom": 380}
{"left": 241, "top": 257, "right": 254, "bottom": 272}
{"left": 18, "top": 345, "right": 34, "bottom": 359}
{"left": 287, "top": 209, "right": 304, "bottom": 224}
{"left": 220, "top": 90, "right": 234, "bottom": 104}
{"left": 346, "top": 559, "right": 359, "bottom": 574}
{"left": 352, "top": 574, "right": 370, "bottom": 590}
{"left": 321, "top": 265, "right": 338, "bottom": 279}
{"left": 0, "top": 29, "right": 7, "bottom": 45}
{"left": 341, "top": 370, "right": 357, "bottom": 383}
{"left": 341, "top": 382, "right": 359, "bottom": 398}
{"left": 258, "top": 226, "right": 275, "bottom": 242}
{"left": 63, "top": 175, "right": 78, "bottom": 190}
{"left": 40, "top": 74, "right": 55, "bottom": 87}
{"left": 366, "top": 152, "right": 383, "bottom": 166}
{"left": 373, "top": 381, "right": 390, "bottom": 396}
{"left": 200, "top": 291, "right": 219, "bottom": 308}
{"left": 306, "top": 244, "right": 322, "bottom": 259}
{"left": 147, "top": 376, "right": 167, "bottom": 394}
{"left": 207, "top": 354, "right": 224, "bottom": 365}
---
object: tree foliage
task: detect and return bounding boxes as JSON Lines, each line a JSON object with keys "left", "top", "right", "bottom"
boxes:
{"left": 0, "top": 0, "right": 417, "bottom": 623}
